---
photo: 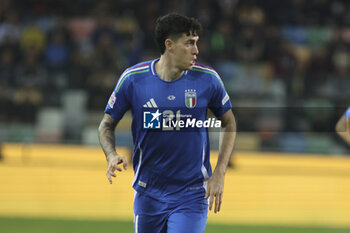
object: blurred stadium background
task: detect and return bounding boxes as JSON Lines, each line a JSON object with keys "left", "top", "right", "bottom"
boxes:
{"left": 1, "top": 0, "right": 350, "bottom": 232}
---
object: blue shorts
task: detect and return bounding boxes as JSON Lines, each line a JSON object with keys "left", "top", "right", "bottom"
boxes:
{"left": 133, "top": 191, "right": 208, "bottom": 233}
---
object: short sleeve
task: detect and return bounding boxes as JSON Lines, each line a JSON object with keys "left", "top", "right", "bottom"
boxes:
{"left": 208, "top": 74, "right": 232, "bottom": 117}
{"left": 104, "top": 73, "right": 132, "bottom": 122}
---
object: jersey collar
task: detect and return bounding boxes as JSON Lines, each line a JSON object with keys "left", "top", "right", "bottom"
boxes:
{"left": 150, "top": 58, "right": 188, "bottom": 77}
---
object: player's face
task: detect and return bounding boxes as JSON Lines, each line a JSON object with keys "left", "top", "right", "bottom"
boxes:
{"left": 172, "top": 33, "right": 199, "bottom": 70}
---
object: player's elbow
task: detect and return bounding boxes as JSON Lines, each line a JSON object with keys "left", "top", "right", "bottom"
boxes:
{"left": 98, "top": 120, "right": 109, "bottom": 140}
{"left": 97, "top": 122, "right": 104, "bottom": 141}
{"left": 98, "top": 114, "right": 117, "bottom": 137}
{"left": 98, "top": 122, "right": 103, "bottom": 135}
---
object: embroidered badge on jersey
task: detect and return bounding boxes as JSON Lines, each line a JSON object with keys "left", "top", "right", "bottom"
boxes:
{"left": 185, "top": 89, "right": 196, "bottom": 108}
{"left": 108, "top": 92, "right": 116, "bottom": 108}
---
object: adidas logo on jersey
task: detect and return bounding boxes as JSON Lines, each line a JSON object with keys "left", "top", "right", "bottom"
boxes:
{"left": 143, "top": 98, "right": 158, "bottom": 108}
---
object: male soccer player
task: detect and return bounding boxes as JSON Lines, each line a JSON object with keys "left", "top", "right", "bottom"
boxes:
{"left": 98, "top": 13, "right": 236, "bottom": 233}
{"left": 335, "top": 107, "right": 350, "bottom": 144}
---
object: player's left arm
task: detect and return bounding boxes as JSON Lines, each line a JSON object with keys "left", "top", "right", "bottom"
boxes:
{"left": 205, "top": 109, "right": 236, "bottom": 213}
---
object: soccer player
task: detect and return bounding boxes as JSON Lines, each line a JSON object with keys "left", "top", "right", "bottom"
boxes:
{"left": 335, "top": 107, "right": 350, "bottom": 144}
{"left": 98, "top": 13, "right": 236, "bottom": 233}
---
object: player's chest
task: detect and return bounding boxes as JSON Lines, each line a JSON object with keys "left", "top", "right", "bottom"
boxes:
{"left": 132, "top": 82, "right": 210, "bottom": 110}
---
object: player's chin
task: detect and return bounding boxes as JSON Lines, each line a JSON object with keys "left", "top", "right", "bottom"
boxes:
{"left": 183, "top": 61, "right": 195, "bottom": 70}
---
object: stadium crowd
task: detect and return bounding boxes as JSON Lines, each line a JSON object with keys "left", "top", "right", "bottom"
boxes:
{"left": 0, "top": 0, "right": 349, "bottom": 153}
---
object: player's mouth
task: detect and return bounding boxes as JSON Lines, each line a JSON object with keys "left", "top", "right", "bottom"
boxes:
{"left": 191, "top": 56, "right": 197, "bottom": 65}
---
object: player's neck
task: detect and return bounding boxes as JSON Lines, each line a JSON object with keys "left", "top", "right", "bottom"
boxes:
{"left": 155, "top": 56, "right": 184, "bottom": 82}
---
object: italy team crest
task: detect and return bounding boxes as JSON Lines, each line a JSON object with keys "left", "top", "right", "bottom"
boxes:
{"left": 185, "top": 89, "right": 196, "bottom": 108}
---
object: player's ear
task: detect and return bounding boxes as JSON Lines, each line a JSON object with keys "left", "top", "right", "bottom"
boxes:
{"left": 165, "top": 38, "right": 173, "bottom": 52}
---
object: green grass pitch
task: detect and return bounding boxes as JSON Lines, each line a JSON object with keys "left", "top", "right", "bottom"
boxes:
{"left": 0, "top": 217, "right": 349, "bottom": 233}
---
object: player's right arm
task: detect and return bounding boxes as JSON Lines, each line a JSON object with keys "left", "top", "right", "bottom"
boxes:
{"left": 335, "top": 109, "right": 350, "bottom": 145}
{"left": 98, "top": 113, "right": 128, "bottom": 184}
{"left": 99, "top": 68, "right": 133, "bottom": 184}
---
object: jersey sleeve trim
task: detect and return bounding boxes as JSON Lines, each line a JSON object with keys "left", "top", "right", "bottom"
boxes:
{"left": 192, "top": 64, "right": 224, "bottom": 88}
{"left": 116, "top": 66, "right": 149, "bottom": 93}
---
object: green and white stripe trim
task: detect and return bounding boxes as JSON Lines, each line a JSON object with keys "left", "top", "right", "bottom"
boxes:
{"left": 116, "top": 65, "right": 149, "bottom": 93}
{"left": 192, "top": 65, "right": 224, "bottom": 87}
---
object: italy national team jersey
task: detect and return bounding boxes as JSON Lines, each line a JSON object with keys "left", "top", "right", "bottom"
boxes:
{"left": 105, "top": 58, "right": 232, "bottom": 200}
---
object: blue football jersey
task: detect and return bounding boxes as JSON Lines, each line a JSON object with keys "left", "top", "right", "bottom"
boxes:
{"left": 105, "top": 58, "right": 232, "bottom": 200}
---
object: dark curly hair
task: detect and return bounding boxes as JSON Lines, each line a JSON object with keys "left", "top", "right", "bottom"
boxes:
{"left": 155, "top": 13, "right": 202, "bottom": 54}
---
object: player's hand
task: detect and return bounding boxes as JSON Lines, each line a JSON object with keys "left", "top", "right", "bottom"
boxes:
{"left": 204, "top": 171, "right": 225, "bottom": 213}
{"left": 106, "top": 153, "right": 128, "bottom": 184}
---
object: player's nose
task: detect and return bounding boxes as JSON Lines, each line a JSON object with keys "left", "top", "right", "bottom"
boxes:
{"left": 192, "top": 45, "right": 199, "bottom": 55}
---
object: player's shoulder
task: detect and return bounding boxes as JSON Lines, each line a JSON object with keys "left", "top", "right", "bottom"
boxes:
{"left": 126, "top": 60, "right": 152, "bottom": 71}
{"left": 121, "top": 60, "right": 153, "bottom": 78}
{"left": 190, "top": 62, "right": 224, "bottom": 86}
{"left": 115, "top": 60, "right": 153, "bottom": 92}
{"left": 191, "top": 62, "right": 218, "bottom": 74}
{"left": 118, "top": 60, "right": 153, "bottom": 82}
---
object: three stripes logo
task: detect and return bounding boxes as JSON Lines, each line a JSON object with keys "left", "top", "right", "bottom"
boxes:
{"left": 143, "top": 98, "right": 158, "bottom": 108}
